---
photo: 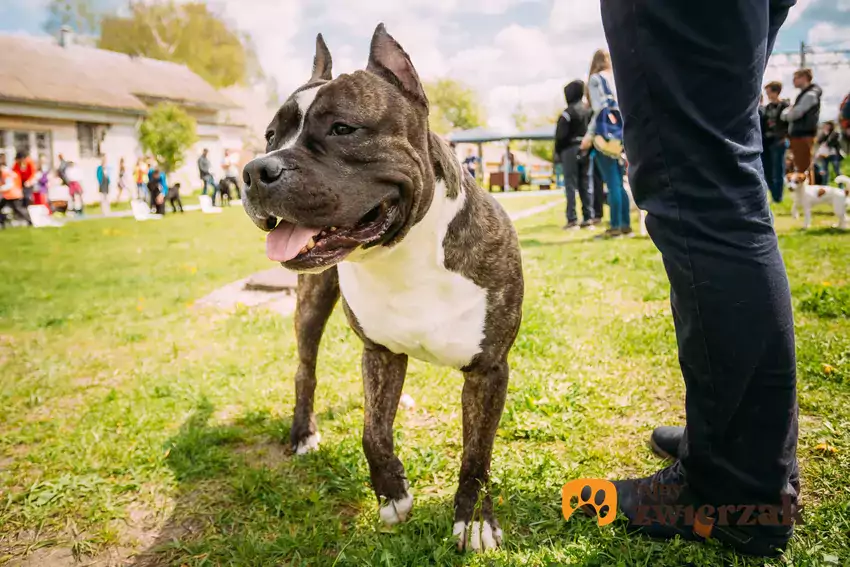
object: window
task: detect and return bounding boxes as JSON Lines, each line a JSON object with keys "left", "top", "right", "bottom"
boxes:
{"left": 13, "top": 131, "right": 30, "bottom": 155}
{"left": 35, "top": 132, "right": 52, "bottom": 163}
{"left": 77, "top": 123, "right": 99, "bottom": 158}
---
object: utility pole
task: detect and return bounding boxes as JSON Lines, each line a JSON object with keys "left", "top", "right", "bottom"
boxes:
{"left": 799, "top": 40, "right": 807, "bottom": 68}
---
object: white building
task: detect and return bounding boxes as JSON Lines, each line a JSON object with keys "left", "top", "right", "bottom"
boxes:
{"left": 0, "top": 31, "right": 248, "bottom": 202}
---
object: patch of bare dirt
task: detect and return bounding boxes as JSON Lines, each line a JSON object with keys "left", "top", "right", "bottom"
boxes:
{"left": 233, "top": 440, "right": 290, "bottom": 468}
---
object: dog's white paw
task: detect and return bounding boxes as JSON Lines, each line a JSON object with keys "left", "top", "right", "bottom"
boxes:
{"left": 379, "top": 491, "right": 413, "bottom": 525}
{"left": 453, "top": 520, "right": 503, "bottom": 552}
{"left": 295, "top": 432, "right": 321, "bottom": 455}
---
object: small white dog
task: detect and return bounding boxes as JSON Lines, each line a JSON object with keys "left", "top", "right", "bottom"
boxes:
{"left": 785, "top": 173, "right": 849, "bottom": 229}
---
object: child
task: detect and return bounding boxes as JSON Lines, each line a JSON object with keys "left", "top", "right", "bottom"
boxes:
{"left": 116, "top": 157, "right": 127, "bottom": 203}
{"left": 134, "top": 158, "right": 148, "bottom": 202}
{"left": 147, "top": 167, "right": 166, "bottom": 215}
{"left": 97, "top": 155, "right": 111, "bottom": 216}
{"left": 168, "top": 182, "right": 184, "bottom": 213}
{"left": 1, "top": 154, "right": 33, "bottom": 228}
{"left": 65, "top": 161, "right": 84, "bottom": 215}
{"left": 34, "top": 155, "right": 51, "bottom": 208}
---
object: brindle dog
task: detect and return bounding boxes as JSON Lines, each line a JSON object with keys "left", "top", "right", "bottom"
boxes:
{"left": 242, "top": 25, "right": 523, "bottom": 551}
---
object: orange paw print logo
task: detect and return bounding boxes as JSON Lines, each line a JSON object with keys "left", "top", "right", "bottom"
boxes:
{"left": 562, "top": 479, "right": 617, "bottom": 526}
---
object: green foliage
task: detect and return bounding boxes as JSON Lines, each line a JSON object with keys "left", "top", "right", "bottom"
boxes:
{"left": 98, "top": 1, "right": 258, "bottom": 88}
{"left": 800, "top": 284, "right": 850, "bottom": 318}
{"left": 424, "top": 79, "right": 485, "bottom": 135}
{"left": 513, "top": 105, "right": 558, "bottom": 163}
{"left": 138, "top": 103, "right": 198, "bottom": 174}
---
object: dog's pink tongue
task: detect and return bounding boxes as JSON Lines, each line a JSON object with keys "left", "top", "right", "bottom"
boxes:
{"left": 266, "top": 222, "right": 321, "bottom": 262}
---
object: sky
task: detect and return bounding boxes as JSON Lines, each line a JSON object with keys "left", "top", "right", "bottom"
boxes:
{"left": 2, "top": 0, "right": 850, "bottom": 132}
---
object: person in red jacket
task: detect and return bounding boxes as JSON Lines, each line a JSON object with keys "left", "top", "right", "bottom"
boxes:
{"left": 13, "top": 151, "right": 37, "bottom": 206}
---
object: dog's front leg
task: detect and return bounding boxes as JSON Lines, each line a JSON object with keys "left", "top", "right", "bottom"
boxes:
{"left": 362, "top": 344, "right": 411, "bottom": 525}
{"left": 454, "top": 359, "right": 509, "bottom": 552}
{"left": 291, "top": 269, "right": 339, "bottom": 454}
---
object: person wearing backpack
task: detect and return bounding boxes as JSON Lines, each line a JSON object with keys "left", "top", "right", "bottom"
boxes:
{"left": 555, "top": 79, "right": 596, "bottom": 229}
{"left": 581, "top": 49, "right": 630, "bottom": 237}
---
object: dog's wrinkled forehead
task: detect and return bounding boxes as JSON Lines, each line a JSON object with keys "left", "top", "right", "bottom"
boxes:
{"left": 267, "top": 82, "right": 327, "bottom": 150}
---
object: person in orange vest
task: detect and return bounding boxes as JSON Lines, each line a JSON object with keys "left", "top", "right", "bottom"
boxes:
{"left": 1, "top": 153, "right": 33, "bottom": 228}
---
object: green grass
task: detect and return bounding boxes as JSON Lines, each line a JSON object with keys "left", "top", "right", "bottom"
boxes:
{"left": 0, "top": 199, "right": 848, "bottom": 566}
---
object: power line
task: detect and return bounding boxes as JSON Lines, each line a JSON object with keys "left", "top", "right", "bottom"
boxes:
{"left": 769, "top": 41, "right": 850, "bottom": 68}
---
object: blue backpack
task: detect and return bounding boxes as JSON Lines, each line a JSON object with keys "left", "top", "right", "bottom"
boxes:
{"left": 592, "top": 74, "right": 624, "bottom": 158}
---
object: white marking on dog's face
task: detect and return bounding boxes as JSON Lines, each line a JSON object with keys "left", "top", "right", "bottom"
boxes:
{"left": 295, "top": 432, "right": 321, "bottom": 455}
{"left": 453, "top": 520, "right": 502, "bottom": 552}
{"left": 281, "top": 85, "right": 323, "bottom": 150}
{"left": 337, "top": 182, "right": 488, "bottom": 369}
{"left": 379, "top": 491, "right": 413, "bottom": 525}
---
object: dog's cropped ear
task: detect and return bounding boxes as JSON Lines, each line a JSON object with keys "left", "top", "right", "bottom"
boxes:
{"left": 366, "top": 23, "right": 428, "bottom": 107}
{"left": 310, "top": 33, "right": 333, "bottom": 82}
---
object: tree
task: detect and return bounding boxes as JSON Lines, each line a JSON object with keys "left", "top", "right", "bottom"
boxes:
{"left": 138, "top": 104, "right": 198, "bottom": 174}
{"left": 43, "top": 0, "right": 103, "bottom": 37}
{"left": 514, "top": 104, "right": 559, "bottom": 163}
{"left": 424, "top": 79, "right": 485, "bottom": 135}
{"left": 99, "top": 1, "right": 259, "bottom": 89}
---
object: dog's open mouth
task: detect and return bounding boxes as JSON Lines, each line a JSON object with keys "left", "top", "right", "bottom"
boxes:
{"left": 265, "top": 198, "right": 399, "bottom": 270}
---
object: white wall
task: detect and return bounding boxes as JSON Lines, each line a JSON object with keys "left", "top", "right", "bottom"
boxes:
{"left": 1, "top": 103, "right": 247, "bottom": 202}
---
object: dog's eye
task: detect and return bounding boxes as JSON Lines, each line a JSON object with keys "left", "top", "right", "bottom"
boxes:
{"left": 329, "top": 123, "right": 356, "bottom": 136}
{"left": 265, "top": 131, "right": 275, "bottom": 146}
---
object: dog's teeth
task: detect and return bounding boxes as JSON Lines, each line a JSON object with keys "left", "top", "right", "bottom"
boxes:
{"left": 300, "top": 246, "right": 308, "bottom": 254}
{"left": 306, "top": 238, "right": 316, "bottom": 250}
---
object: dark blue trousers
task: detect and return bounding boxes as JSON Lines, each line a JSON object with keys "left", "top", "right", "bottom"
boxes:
{"left": 601, "top": 0, "right": 799, "bottom": 510}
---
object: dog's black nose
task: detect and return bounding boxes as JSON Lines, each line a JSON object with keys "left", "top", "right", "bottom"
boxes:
{"left": 243, "top": 156, "right": 284, "bottom": 188}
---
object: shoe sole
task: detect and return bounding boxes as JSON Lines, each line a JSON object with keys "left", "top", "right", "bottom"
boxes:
{"left": 649, "top": 437, "right": 675, "bottom": 460}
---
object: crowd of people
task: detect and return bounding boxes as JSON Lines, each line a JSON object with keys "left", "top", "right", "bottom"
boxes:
{"left": 758, "top": 68, "right": 848, "bottom": 204}
{"left": 0, "top": 148, "right": 245, "bottom": 228}
{"left": 551, "top": 60, "right": 848, "bottom": 237}
{"left": 555, "top": 49, "right": 630, "bottom": 238}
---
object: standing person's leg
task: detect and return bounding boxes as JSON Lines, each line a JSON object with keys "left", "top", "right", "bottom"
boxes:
{"left": 829, "top": 155, "right": 842, "bottom": 180}
{"left": 561, "top": 148, "right": 580, "bottom": 227}
{"left": 616, "top": 160, "right": 631, "bottom": 232}
{"left": 595, "top": 152, "right": 623, "bottom": 232}
{"left": 577, "top": 152, "right": 594, "bottom": 224}
{"left": 601, "top": 0, "right": 798, "bottom": 556}
{"left": 592, "top": 163, "right": 604, "bottom": 222}
{"left": 773, "top": 142, "right": 788, "bottom": 202}
{"left": 100, "top": 192, "right": 110, "bottom": 216}
{"left": 11, "top": 199, "right": 33, "bottom": 225}
{"left": 790, "top": 137, "right": 814, "bottom": 179}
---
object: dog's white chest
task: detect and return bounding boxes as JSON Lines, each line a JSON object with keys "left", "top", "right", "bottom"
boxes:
{"left": 338, "top": 185, "right": 487, "bottom": 369}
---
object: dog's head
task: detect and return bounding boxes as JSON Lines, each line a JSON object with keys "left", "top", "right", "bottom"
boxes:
{"left": 242, "top": 24, "right": 435, "bottom": 272}
{"left": 785, "top": 172, "right": 808, "bottom": 192}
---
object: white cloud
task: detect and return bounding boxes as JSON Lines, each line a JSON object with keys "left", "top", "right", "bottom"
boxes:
{"left": 548, "top": 0, "right": 602, "bottom": 34}
{"left": 218, "top": 0, "right": 307, "bottom": 96}
{"left": 785, "top": 0, "right": 816, "bottom": 25}
{"left": 808, "top": 21, "right": 850, "bottom": 47}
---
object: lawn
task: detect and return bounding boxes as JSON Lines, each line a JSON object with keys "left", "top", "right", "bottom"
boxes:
{"left": 0, "top": 197, "right": 848, "bottom": 567}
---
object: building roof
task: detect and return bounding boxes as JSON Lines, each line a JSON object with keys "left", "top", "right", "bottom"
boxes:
{"left": 0, "top": 33, "right": 237, "bottom": 114}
